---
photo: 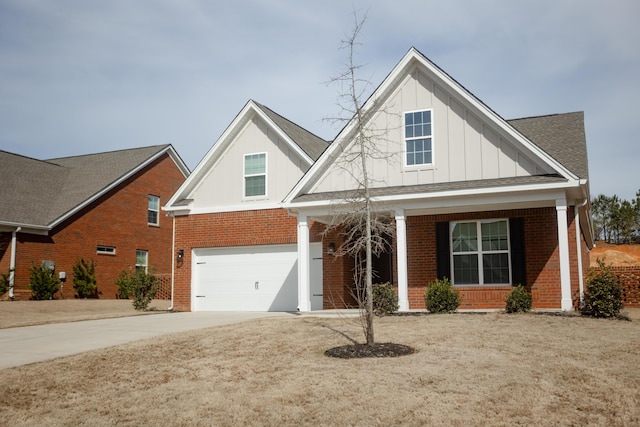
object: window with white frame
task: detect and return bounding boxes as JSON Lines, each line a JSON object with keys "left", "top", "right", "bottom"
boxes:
{"left": 96, "top": 245, "right": 116, "bottom": 255}
{"left": 451, "top": 219, "right": 511, "bottom": 285}
{"left": 244, "top": 153, "right": 266, "bottom": 197}
{"left": 135, "top": 250, "right": 148, "bottom": 274}
{"left": 404, "top": 109, "right": 433, "bottom": 167}
{"left": 148, "top": 195, "right": 160, "bottom": 225}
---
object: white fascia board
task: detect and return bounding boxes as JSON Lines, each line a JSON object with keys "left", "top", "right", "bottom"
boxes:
{"left": 286, "top": 180, "right": 579, "bottom": 212}
{"left": 49, "top": 146, "right": 178, "bottom": 229}
{"left": 0, "top": 221, "right": 50, "bottom": 235}
{"left": 252, "top": 103, "right": 314, "bottom": 166}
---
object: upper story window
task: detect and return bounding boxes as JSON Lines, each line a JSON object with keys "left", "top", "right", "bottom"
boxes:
{"left": 404, "top": 110, "right": 433, "bottom": 167}
{"left": 136, "top": 250, "right": 148, "bottom": 274}
{"left": 244, "top": 153, "right": 267, "bottom": 198}
{"left": 451, "top": 219, "right": 511, "bottom": 286}
{"left": 148, "top": 195, "right": 160, "bottom": 225}
{"left": 96, "top": 245, "right": 116, "bottom": 255}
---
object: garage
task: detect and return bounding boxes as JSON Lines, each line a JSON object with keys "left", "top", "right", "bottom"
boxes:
{"left": 192, "top": 243, "right": 323, "bottom": 311}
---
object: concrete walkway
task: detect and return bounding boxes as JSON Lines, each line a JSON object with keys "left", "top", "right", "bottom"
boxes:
{"left": 0, "top": 311, "right": 295, "bottom": 370}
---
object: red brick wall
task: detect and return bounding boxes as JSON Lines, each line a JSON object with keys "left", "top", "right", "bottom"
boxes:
{"left": 1, "top": 154, "right": 185, "bottom": 300}
{"left": 405, "top": 207, "right": 585, "bottom": 310}
{"left": 321, "top": 227, "right": 357, "bottom": 309}
{"left": 590, "top": 266, "right": 640, "bottom": 308}
{"left": 172, "top": 208, "right": 323, "bottom": 311}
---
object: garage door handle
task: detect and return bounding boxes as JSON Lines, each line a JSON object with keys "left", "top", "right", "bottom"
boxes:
{"left": 313, "top": 294, "right": 323, "bottom": 297}
{"left": 196, "top": 295, "right": 205, "bottom": 298}
{"left": 255, "top": 281, "right": 259, "bottom": 290}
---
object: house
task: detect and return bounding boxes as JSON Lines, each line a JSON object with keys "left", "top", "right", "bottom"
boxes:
{"left": 165, "top": 48, "right": 592, "bottom": 312}
{"left": 0, "top": 145, "right": 189, "bottom": 300}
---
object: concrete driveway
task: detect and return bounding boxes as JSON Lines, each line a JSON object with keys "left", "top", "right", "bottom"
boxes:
{"left": 0, "top": 311, "right": 294, "bottom": 370}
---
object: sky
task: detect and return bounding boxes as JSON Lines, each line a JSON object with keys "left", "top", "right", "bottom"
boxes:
{"left": 1, "top": 0, "right": 639, "bottom": 201}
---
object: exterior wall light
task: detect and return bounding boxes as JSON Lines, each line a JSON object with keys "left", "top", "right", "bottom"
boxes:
{"left": 176, "top": 249, "right": 184, "bottom": 262}
{"left": 327, "top": 243, "right": 335, "bottom": 255}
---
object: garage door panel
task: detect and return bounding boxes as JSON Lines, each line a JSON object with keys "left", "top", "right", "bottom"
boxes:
{"left": 193, "top": 244, "right": 311, "bottom": 312}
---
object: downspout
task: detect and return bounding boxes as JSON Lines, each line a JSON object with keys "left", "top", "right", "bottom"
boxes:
{"left": 167, "top": 213, "right": 175, "bottom": 311}
{"left": 575, "top": 198, "right": 589, "bottom": 305}
{"left": 9, "top": 227, "right": 21, "bottom": 299}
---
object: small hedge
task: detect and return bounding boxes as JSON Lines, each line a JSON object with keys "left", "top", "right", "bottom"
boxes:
{"left": 115, "top": 269, "right": 159, "bottom": 310}
{"left": 424, "top": 277, "right": 461, "bottom": 313}
{"left": 73, "top": 258, "right": 98, "bottom": 298}
{"left": 372, "top": 282, "right": 398, "bottom": 316}
{"left": 582, "top": 260, "right": 623, "bottom": 318}
{"left": 505, "top": 285, "right": 532, "bottom": 313}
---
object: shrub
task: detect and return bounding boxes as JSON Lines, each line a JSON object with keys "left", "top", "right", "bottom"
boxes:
{"left": 115, "top": 269, "right": 159, "bottom": 310}
{"left": 505, "top": 285, "right": 532, "bottom": 313}
{"left": 72, "top": 258, "right": 98, "bottom": 298}
{"left": 424, "top": 277, "right": 461, "bottom": 313}
{"left": 29, "top": 264, "right": 60, "bottom": 300}
{"left": 582, "top": 259, "right": 623, "bottom": 318}
{"left": 0, "top": 269, "right": 11, "bottom": 295}
{"left": 372, "top": 282, "right": 398, "bottom": 316}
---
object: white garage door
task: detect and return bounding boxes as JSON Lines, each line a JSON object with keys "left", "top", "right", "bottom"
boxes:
{"left": 192, "top": 243, "right": 323, "bottom": 311}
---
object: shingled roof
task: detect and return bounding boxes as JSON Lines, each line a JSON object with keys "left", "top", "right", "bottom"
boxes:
{"left": 254, "top": 102, "right": 329, "bottom": 161}
{"left": 508, "top": 111, "right": 588, "bottom": 179}
{"left": 0, "top": 145, "right": 186, "bottom": 230}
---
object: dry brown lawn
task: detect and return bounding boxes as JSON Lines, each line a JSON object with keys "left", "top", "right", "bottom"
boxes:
{"left": 0, "top": 299, "right": 169, "bottom": 329}
{"left": 1, "top": 310, "right": 639, "bottom": 426}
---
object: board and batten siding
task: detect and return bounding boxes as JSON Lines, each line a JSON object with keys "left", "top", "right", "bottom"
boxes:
{"left": 312, "top": 68, "right": 553, "bottom": 193}
{"left": 190, "top": 115, "right": 310, "bottom": 209}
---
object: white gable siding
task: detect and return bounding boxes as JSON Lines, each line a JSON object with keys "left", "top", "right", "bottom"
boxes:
{"left": 190, "top": 115, "right": 308, "bottom": 209}
{"left": 312, "top": 67, "right": 552, "bottom": 194}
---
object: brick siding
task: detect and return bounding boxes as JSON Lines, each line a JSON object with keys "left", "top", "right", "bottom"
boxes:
{"left": 0, "top": 154, "right": 185, "bottom": 300}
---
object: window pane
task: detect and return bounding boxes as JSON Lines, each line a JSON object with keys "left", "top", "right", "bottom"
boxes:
{"left": 244, "top": 154, "right": 266, "bottom": 175}
{"left": 483, "top": 253, "right": 510, "bottom": 284}
{"left": 453, "top": 254, "right": 479, "bottom": 284}
{"left": 452, "top": 222, "right": 478, "bottom": 252}
{"left": 136, "top": 250, "right": 147, "bottom": 266}
{"left": 481, "top": 221, "right": 508, "bottom": 251}
{"left": 406, "top": 152, "right": 414, "bottom": 166}
{"left": 148, "top": 210, "right": 158, "bottom": 224}
{"left": 148, "top": 195, "right": 159, "bottom": 210}
{"left": 245, "top": 176, "right": 266, "bottom": 197}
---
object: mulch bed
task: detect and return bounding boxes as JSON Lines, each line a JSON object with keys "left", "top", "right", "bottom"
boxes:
{"left": 325, "top": 342, "right": 416, "bottom": 359}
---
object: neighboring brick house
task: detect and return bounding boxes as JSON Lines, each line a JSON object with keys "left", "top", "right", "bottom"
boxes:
{"left": 165, "top": 48, "right": 593, "bottom": 312}
{"left": 0, "top": 145, "right": 189, "bottom": 300}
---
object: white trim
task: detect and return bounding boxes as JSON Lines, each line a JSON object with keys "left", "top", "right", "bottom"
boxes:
{"left": 395, "top": 210, "right": 409, "bottom": 311}
{"left": 403, "top": 108, "right": 434, "bottom": 169}
{"left": 148, "top": 195, "right": 160, "bottom": 226}
{"left": 556, "top": 198, "right": 573, "bottom": 310}
{"left": 297, "top": 215, "right": 311, "bottom": 312}
{"left": 575, "top": 203, "right": 585, "bottom": 304}
{"left": 449, "top": 218, "right": 512, "bottom": 286}
{"left": 283, "top": 48, "right": 579, "bottom": 205}
{"left": 183, "top": 202, "right": 285, "bottom": 216}
{"left": 166, "top": 101, "right": 313, "bottom": 209}
{"left": 243, "top": 152, "right": 268, "bottom": 199}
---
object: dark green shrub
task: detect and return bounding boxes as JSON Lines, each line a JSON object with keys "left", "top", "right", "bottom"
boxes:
{"left": 29, "top": 264, "right": 60, "bottom": 300}
{"left": 424, "top": 277, "right": 461, "bottom": 313}
{"left": 115, "top": 269, "right": 159, "bottom": 310}
{"left": 582, "top": 259, "right": 623, "bottom": 318}
{"left": 0, "top": 269, "right": 11, "bottom": 295}
{"left": 505, "top": 285, "right": 532, "bottom": 313}
{"left": 372, "top": 282, "right": 398, "bottom": 316}
{"left": 72, "top": 258, "right": 98, "bottom": 298}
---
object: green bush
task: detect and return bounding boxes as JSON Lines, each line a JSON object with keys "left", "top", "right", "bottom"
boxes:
{"left": 72, "top": 258, "right": 98, "bottom": 298}
{"left": 372, "top": 282, "right": 398, "bottom": 316}
{"left": 29, "top": 264, "right": 60, "bottom": 300}
{"left": 0, "top": 269, "right": 11, "bottom": 295}
{"left": 115, "top": 269, "right": 159, "bottom": 310}
{"left": 582, "top": 260, "right": 623, "bottom": 318}
{"left": 505, "top": 285, "right": 532, "bottom": 313}
{"left": 424, "top": 277, "right": 461, "bottom": 313}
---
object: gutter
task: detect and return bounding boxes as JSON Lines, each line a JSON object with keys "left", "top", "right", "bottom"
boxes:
{"left": 167, "top": 213, "right": 175, "bottom": 311}
{"left": 9, "top": 227, "right": 21, "bottom": 299}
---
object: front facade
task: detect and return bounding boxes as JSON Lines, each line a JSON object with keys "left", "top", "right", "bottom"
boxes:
{"left": 0, "top": 145, "right": 189, "bottom": 299}
{"left": 166, "top": 48, "right": 592, "bottom": 312}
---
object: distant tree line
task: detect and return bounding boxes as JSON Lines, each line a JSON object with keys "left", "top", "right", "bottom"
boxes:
{"left": 591, "top": 190, "right": 640, "bottom": 244}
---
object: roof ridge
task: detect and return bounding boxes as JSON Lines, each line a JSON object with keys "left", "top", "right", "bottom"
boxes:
{"left": 508, "top": 111, "right": 583, "bottom": 122}
{"left": 46, "top": 144, "right": 169, "bottom": 162}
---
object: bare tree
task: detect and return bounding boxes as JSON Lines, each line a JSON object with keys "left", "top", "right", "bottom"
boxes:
{"left": 323, "top": 12, "right": 397, "bottom": 345}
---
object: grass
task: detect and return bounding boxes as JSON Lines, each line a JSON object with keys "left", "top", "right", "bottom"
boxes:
{"left": 1, "top": 310, "right": 639, "bottom": 426}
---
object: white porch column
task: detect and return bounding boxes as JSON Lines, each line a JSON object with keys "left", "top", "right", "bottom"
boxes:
{"left": 297, "top": 214, "right": 311, "bottom": 312}
{"left": 395, "top": 209, "right": 409, "bottom": 311}
{"left": 556, "top": 198, "right": 573, "bottom": 311}
{"left": 575, "top": 203, "right": 585, "bottom": 304}
{"left": 9, "top": 227, "right": 20, "bottom": 299}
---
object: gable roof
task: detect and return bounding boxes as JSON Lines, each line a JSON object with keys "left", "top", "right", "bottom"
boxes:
{"left": 508, "top": 111, "right": 588, "bottom": 179}
{"left": 284, "top": 47, "right": 587, "bottom": 204}
{"left": 165, "top": 100, "right": 329, "bottom": 210}
{"left": 0, "top": 145, "right": 189, "bottom": 232}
